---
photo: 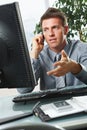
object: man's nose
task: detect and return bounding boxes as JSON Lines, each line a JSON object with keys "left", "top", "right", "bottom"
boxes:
{"left": 48, "top": 28, "right": 55, "bottom": 36}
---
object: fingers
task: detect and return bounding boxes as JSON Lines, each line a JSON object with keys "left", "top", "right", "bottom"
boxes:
{"left": 54, "top": 60, "right": 65, "bottom": 67}
{"left": 61, "top": 50, "right": 68, "bottom": 61}
{"left": 47, "top": 50, "right": 70, "bottom": 77}
{"left": 30, "top": 34, "right": 44, "bottom": 58}
{"left": 47, "top": 68, "right": 58, "bottom": 76}
{"left": 31, "top": 34, "right": 44, "bottom": 52}
{"left": 33, "top": 34, "right": 44, "bottom": 45}
{"left": 47, "top": 66, "right": 66, "bottom": 76}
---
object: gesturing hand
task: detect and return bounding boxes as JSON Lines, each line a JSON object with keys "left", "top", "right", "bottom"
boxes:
{"left": 47, "top": 50, "right": 82, "bottom": 77}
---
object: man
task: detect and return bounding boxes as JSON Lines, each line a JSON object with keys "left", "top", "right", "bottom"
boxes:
{"left": 18, "top": 7, "right": 87, "bottom": 93}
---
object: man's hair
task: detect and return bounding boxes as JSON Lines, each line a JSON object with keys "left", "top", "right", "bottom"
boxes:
{"left": 40, "top": 7, "right": 68, "bottom": 26}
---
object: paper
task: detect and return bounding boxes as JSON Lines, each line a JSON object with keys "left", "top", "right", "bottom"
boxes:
{"left": 72, "top": 95, "right": 87, "bottom": 111}
{"left": 40, "top": 98, "right": 84, "bottom": 118}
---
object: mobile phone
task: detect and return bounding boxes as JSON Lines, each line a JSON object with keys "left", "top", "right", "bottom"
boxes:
{"left": 42, "top": 34, "right": 45, "bottom": 44}
{"left": 40, "top": 32, "right": 44, "bottom": 43}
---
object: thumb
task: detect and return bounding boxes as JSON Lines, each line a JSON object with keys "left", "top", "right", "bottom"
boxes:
{"left": 61, "top": 50, "right": 68, "bottom": 60}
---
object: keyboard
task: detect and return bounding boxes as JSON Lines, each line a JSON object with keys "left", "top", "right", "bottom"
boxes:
{"left": 13, "top": 85, "right": 87, "bottom": 103}
{"left": 13, "top": 89, "right": 58, "bottom": 103}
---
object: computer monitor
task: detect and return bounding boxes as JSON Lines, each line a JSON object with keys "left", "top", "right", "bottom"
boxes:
{"left": 0, "top": 2, "right": 36, "bottom": 89}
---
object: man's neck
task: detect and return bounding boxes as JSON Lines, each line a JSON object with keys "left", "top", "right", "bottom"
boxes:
{"left": 49, "top": 40, "right": 67, "bottom": 53}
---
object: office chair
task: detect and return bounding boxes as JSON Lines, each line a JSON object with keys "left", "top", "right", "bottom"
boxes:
{"left": 2, "top": 123, "right": 66, "bottom": 130}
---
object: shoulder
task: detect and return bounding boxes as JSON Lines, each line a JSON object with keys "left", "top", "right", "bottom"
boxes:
{"left": 69, "top": 40, "right": 87, "bottom": 50}
{"left": 70, "top": 39, "right": 87, "bottom": 45}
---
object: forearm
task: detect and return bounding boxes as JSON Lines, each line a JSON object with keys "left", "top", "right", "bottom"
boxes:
{"left": 31, "top": 58, "right": 41, "bottom": 82}
{"left": 75, "top": 64, "right": 87, "bottom": 84}
{"left": 69, "top": 60, "right": 87, "bottom": 84}
{"left": 70, "top": 59, "right": 82, "bottom": 75}
{"left": 30, "top": 50, "right": 39, "bottom": 59}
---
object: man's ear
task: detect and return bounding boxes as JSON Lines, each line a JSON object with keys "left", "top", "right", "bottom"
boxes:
{"left": 64, "top": 25, "right": 69, "bottom": 35}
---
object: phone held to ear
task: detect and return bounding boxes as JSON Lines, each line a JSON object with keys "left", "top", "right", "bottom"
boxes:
{"left": 42, "top": 34, "right": 45, "bottom": 45}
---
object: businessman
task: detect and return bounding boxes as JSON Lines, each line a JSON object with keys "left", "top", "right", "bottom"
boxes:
{"left": 18, "top": 7, "right": 87, "bottom": 93}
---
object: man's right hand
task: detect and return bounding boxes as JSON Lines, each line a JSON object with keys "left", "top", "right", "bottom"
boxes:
{"left": 30, "top": 34, "right": 44, "bottom": 59}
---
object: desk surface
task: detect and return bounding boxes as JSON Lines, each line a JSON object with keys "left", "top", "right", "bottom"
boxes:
{"left": 0, "top": 94, "right": 87, "bottom": 130}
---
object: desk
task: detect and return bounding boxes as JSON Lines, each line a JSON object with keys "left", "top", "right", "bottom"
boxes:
{"left": 0, "top": 95, "right": 87, "bottom": 130}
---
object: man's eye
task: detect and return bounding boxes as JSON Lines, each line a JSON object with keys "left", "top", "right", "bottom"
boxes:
{"left": 43, "top": 29, "right": 47, "bottom": 32}
{"left": 53, "top": 26, "right": 59, "bottom": 29}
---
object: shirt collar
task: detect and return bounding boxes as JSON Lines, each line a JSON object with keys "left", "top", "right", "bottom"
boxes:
{"left": 48, "top": 48, "right": 57, "bottom": 62}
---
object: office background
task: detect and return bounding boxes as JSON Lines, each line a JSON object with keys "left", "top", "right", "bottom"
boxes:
{"left": 0, "top": 0, "right": 85, "bottom": 96}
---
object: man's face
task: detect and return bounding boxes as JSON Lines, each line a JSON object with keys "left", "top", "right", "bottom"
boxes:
{"left": 42, "top": 18, "right": 68, "bottom": 53}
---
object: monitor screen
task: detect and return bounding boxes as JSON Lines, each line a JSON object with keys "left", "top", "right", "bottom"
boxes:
{"left": 0, "top": 2, "right": 36, "bottom": 89}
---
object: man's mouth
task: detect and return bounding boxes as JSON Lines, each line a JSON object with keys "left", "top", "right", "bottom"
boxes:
{"left": 49, "top": 38, "right": 56, "bottom": 43}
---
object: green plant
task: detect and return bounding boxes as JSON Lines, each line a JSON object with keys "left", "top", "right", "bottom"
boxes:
{"left": 34, "top": 0, "right": 87, "bottom": 42}
{"left": 34, "top": 22, "right": 42, "bottom": 34}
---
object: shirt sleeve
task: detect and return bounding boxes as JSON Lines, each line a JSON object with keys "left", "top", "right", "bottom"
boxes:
{"left": 75, "top": 64, "right": 87, "bottom": 84}
{"left": 31, "top": 58, "right": 41, "bottom": 82}
{"left": 74, "top": 42, "right": 87, "bottom": 85}
{"left": 17, "top": 87, "right": 33, "bottom": 94}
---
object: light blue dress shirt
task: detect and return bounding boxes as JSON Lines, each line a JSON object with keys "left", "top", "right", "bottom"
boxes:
{"left": 17, "top": 40, "right": 87, "bottom": 93}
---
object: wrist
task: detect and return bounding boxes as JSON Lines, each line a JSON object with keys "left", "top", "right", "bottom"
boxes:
{"left": 30, "top": 50, "right": 39, "bottom": 59}
{"left": 70, "top": 60, "right": 82, "bottom": 74}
